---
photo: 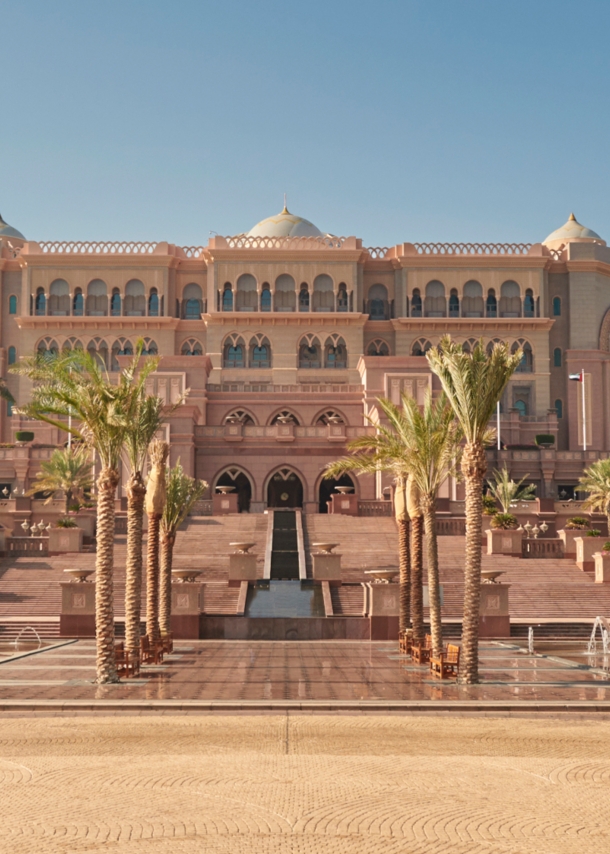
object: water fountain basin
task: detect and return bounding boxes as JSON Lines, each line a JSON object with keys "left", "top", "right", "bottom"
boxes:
{"left": 171, "top": 569, "right": 202, "bottom": 583}
{"left": 365, "top": 567, "right": 399, "bottom": 583}
{"left": 481, "top": 570, "right": 505, "bottom": 584}
{"left": 312, "top": 542, "right": 339, "bottom": 554}
{"left": 230, "top": 542, "right": 256, "bottom": 554}
{"left": 63, "top": 568, "right": 94, "bottom": 583}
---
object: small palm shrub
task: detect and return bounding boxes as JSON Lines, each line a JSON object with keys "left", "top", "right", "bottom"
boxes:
{"left": 490, "top": 512, "right": 519, "bottom": 530}
{"left": 482, "top": 495, "right": 497, "bottom": 515}
{"left": 565, "top": 516, "right": 590, "bottom": 530}
{"left": 15, "top": 431, "right": 34, "bottom": 443}
{"left": 535, "top": 434, "right": 555, "bottom": 447}
{"left": 603, "top": 542, "right": 610, "bottom": 552}
{"left": 586, "top": 529, "right": 601, "bottom": 537}
{"left": 56, "top": 517, "right": 78, "bottom": 528}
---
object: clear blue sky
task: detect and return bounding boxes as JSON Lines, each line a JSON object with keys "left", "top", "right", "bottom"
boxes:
{"left": 1, "top": 0, "right": 609, "bottom": 247}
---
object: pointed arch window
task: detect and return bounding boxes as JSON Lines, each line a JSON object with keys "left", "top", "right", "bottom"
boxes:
{"left": 553, "top": 296, "right": 562, "bottom": 317}
{"left": 367, "top": 338, "right": 390, "bottom": 356}
{"left": 324, "top": 335, "right": 347, "bottom": 369}
{"left": 8, "top": 295, "right": 17, "bottom": 315}
{"left": 249, "top": 335, "right": 271, "bottom": 368}
{"left": 73, "top": 289, "right": 84, "bottom": 316}
{"left": 35, "top": 288, "right": 46, "bottom": 316}
{"left": 222, "top": 284, "right": 233, "bottom": 312}
{"left": 7, "top": 346, "right": 16, "bottom": 365}
{"left": 524, "top": 288, "right": 535, "bottom": 318}
{"left": 486, "top": 289, "right": 497, "bottom": 318}
{"left": 411, "top": 288, "right": 422, "bottom": 317}
{"left": 223, "top": 335, "right": 245, "bottom": 367}
{"left": 261, "top": 284, "right": 272, "bottom": 312}
{"left": 448, "top": 289, "right": 460, "bottom": 317}
{"left": 298, "top": 284, "right": 309, "bottom": 312}
{"left": 148, "top": 288, "right": 159, "bottom": 316}
{"left": 298, "top": 335, "right": 321, "bottom": 369}
{"left": 110, "top": 289, "right": 122, "bottom": 316}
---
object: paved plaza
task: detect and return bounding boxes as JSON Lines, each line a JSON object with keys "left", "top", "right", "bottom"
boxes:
{"left": 0, "top": 639, "right": 609, "bottom": 710}
{"left": 0, "top": 713, "right": 608, "bottom": 853}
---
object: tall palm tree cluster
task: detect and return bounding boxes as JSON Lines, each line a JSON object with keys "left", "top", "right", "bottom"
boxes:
{"left": 327, "top": 336, "right": 522, "bottom": 683}
{"left": 11, "top": 343, "right": 206, "bottom": 683}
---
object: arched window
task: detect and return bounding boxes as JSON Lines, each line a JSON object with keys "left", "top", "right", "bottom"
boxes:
{"left": 555, "top": 399, "right": 563, "bottom": 419}
{"left": 49, "top": 280, "right": 70, "bottom": 316}
{"left": 270, "top": 410, "right": 300, "bottom": 426}
{"left": 86, "top": 280, "right": 108, "bottom": 316}
{"left": 367, "top": 338, "right": 390, "bottom": 356}
{"left": 337, "top": 283, "right": 348, "bottom": 312}
{"left": 236, "top": 274, "right": 258, "bottom": 311}
{"left": 486, "top": 289, "right": 497, "bottom": 318}
{"left": 462, "top": 338, "right": 478, "bottom": 354}
{"left": 261, "top": 284, "right": 272, "bottom": 311}
{"left": 249, "top": 335, "right": 271, "bottom": 368}
{"left": 38, "top": 337, "right": 59, "bottom": 356}
{"left": 553, "top": 296, "right": 561, "bottom": 317}
{"left": 86, "top": 337, "right": 108, "bottom": 367}
{"left": 524, "top": 288, "right": 535, "bottom": 318}
{"left": 367, "top": 284, "right": 388, "bottom": 320}
{"left": 222, "top": 284, "right": 233, "bottom": 312}
{"left": 324, "top": 336, "right": 347, "bottom": 368}
{"left": 35, "top": 288, "right": 46, "bottom": 316}
{"left": 499, "top": 281, "right": 521, "bottom": 318}
{"left": 312, "top": 274, "right": 334, "bottom": 312}
{"left": 148, "top": 288, "right": 159, "bottom": 316}
{"left": 298, "top": 284, "right": 309, "bottom": 312}
{"left": 411, "top": 289, "right": 422, "bottom": 317}
{"left": 183, "top": 283, "right": 203, "bottom": 319}
{"left": 513, "top": 399, "right": 527, "bottom": 417}
{"left": 553, "top": 348, "right": 562, "bottom": 367}
{"left": 7, "top": 346, "right": 16, "bottom": 365}
{"left": 141, "top": 338, "right": 158, "bottom": 356}
{"left": 448, "top": 289, "right": 460, "bottom": 317}
{"left": 110, "top": 288, "right": 121, "bottom": 316}
{"left": 224, "top": 409, "right": 255, "bottom": 425}
{"left": 274, "top": 274, "right": 296, "bottom": 312}
{"left": 110, "top": 338, "right": 134, "bottom": 371}
{"left": 424, "top": 281, "right": 446, "bottom": 317}
{"left": 316, "top": 409, "right": 345, "bottom": 425}
{"left": 62, "top": 337, "right": 83, "bottom": 353}
{"left": 73, "top": 288, "right": 84, "bottom": 316}
{"left": 8, "top": 295, "right": 17, "bottom": 315}
{"left": 486, "top": 338, "right": 503, "bottom": 356}
{"left": 223, "top": 335, "right": 245, "bottom": 367}
{"left": 412, "top": 338, "right": 432, "bottom": 356}
{"left": 181, "top": 338, "right": 203, "bottom": 356}
{"left": 512, "top": 339, "right": 533, "bottom": 373}
{"left": 463, "top": 280, "right": 484, "bottom": 317}
{"left": 124, "top": 279, "right": 145, "bottom": 316}
{"left": 298, "top": 336, "right": 321, "bottom": 368}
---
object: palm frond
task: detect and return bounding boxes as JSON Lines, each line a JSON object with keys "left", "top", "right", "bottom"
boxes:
{"left": 161, "top": 462, "right": 207, "bottom": 534}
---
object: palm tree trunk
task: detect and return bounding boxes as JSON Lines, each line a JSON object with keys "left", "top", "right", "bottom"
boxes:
{"left": 422, "top": 496, "right": 443, "bottom": 657}
{"left": 159, "top": 529, "right": 175, "bottom": 636}
{"left": 95, "top": 466, "right": 119, "bottom": 683}
{"left": 461, "top": 441, "right": 488, "bottom": 684}
{"left": 410, "top": 514, "right": 424, "bottom": 645}
{"left": 397, "top": 518, "right": 411, "bottom": 632}
{"left": 124, "top": 471, "right": 146, "bottom": 660}
{"left": 146, "top": 512, "right": 162, "bottom": 642}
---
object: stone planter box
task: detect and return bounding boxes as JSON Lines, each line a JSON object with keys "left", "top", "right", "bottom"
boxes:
{"left": 213, "top": 493, "right": 238, "bottom": 515}
{"left": 558, "top": 528, "right": 590, "bottom": 559}
{"left": 311, "top": 552, "right": 342, "bottom": 583}
{"left": 48, "top": 526, "right": 83, "bottom": 553}
{"left": 479, "top": 582, "right": 510, "bottom": 638}
{"left": 229, "top": 552, "right": 258, "bottom": 582}
{"left": 73, "top": 513, "right": 95, "bottom": 538}
{"left": 60, "top": 580, "right": 95, "bottom": 637}
{"left": 574, "top": 536, "right": 607, "bottom": 572}
{"left": 594, "top": 551, "right": 610, "bottom": 583}
{"left": 486, "top": 528, "right": 523, "bottom": 557}
{"left": 328, "top": 493, "right": 358, "bottom": 516}
{"left": 170, "top": 582, "right": 202, "bottom": 638}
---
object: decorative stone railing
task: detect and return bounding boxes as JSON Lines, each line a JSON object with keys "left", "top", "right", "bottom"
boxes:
{"left": 7, "top": 537, "right": 48, "bottom": 554}
{"left": 37, "top": 241, "right": 159, "bottom": 255}
{"left": 207, "top": 383, "right": 363, "bottom": 393}
{"left": 522, "top": 538, "right": 564, "bottom": 559}
{"left": 220, "top": 235, "right": 349, "bottom": 250}
{"left": 411, "top": 242, "right": 533, "bottom": 256}
{"left": 357, "top": 500, "right": 392, "bottom": 517}
{"left": 437, "top": 517, "right": 466, "bottom": 536}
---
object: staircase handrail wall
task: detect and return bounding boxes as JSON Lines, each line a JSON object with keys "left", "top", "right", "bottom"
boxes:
{"left": 295, "top": 510, "right": 307, "bottom": 581}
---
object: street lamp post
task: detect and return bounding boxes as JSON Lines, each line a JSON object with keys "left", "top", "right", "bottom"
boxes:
{"left": 569, "top": 369, "right": 587, "bottom": 451}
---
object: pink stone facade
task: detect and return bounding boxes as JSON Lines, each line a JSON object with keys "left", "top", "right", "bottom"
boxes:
{"left": 1, "top": 208, "right": 610, "bottom": 509}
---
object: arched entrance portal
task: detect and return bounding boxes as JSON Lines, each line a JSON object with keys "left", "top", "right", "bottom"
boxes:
{"left": 216, "top": 469, "right": 252, "bottom": 512}
{"left": 319, "top": 474, "right": 355, "bottom": 513}
{"left": 267, "top": 468, "right": 304, "bottom": 508}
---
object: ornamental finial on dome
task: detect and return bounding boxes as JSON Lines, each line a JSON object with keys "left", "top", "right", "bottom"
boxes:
{"left": 543, "top": 213, "right": 605, "bottom": 248}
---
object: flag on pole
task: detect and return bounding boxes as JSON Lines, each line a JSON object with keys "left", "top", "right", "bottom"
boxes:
{"left": 569, "top": 371, "right": 584, "bottom": 382}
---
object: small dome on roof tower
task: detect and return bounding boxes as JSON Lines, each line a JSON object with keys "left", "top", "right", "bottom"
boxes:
{"left": 543, "top": 213, "right": 605, "bottom": 249}
{"left": 0, "top": 213, "right": 25, "bottom": 241}
{"left": 247, "top": 206, "right": 324, "bottom": 238}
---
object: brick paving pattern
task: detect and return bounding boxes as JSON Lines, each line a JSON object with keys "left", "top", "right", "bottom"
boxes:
{"left": 1, "top": 714, "right": 609, "bottom": 852}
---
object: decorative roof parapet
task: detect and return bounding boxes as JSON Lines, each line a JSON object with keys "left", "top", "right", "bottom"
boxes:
{"left": 406, "top": 242, "right": 535, "bottom": 256}
{"left": 210, "top": 234, "right": 359, "bottom": 250}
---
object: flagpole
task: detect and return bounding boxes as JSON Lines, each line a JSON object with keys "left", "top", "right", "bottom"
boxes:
{"left": 497, "top": 400, "right": 501, "bottom": 450}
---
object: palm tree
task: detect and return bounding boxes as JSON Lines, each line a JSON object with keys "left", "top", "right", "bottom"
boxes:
{"left": 12, "top": 348, "right": 158, "bottom": 683}
{"left": 326, "top": 444, "right": 412, "bottom": 634}
{"left": 145, "top": 439, "right": 169, "bottom": 643}
{"left": 26, "top": 444, "right": 93, "bottom": 513}
{"left": 427, "top": 336, "right": 522, "bottom": 683}
{"left": 487, "top": 466, "right": 536, "bottom": 514}
{"left": 379, "top": 392, "right": 461, "bottom": 656}
{"left": 579, "top": 457, "right": 610, "bottom": 533}
{"left": 121, "top": 390, "right": 165, "bottom": 663}
{"left": 407, "top": 477, "right": 425, "bottom": 645}
{"left": 159, "top": 463, "right": 207, "bottom": 636}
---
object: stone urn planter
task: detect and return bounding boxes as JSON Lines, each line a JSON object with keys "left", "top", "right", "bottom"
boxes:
{"left": 574, "top": 536, "right": 607, "bottom": 572}
{"left": 594, "top": 550, "right": 610, "bottom": 583}
{"left": 486, "top": 528, "right": 523, "bottom": 557}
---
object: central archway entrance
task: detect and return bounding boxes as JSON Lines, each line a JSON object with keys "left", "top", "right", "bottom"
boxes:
{"left": 319, "top": 473, "right": 355, "bottom": 513}
{"left": 267, "top": 468, "right": 304, "bottom": 508}
{"left": 216, "top": 469, "right": 252, "bottom": 512}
